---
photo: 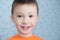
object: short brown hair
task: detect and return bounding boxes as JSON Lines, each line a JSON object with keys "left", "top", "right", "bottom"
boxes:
{"left": 11, "top": 0, "right": 39, "bottom": 15}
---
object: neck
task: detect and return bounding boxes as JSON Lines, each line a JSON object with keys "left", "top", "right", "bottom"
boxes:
{"left": 18, "top": 32, "right": 33, "bottom": 38}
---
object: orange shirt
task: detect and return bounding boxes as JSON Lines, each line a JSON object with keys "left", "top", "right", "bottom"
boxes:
{"left": 8, "top": 34, "right": 43, "bottom": 40}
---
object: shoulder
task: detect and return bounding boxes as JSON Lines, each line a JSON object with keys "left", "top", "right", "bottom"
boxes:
{"left": 33, "top": 35, "right": 43, "bottom": 40}
{"left": 8, "top": 35, "right": 18, "bottom": 40}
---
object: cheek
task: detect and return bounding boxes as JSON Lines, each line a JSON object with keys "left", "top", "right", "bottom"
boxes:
{"left": 14, "top": 18, "right": 23, "bottom": 25}
{"left": 31, "top": 19, "right": 37, "bottom": 27}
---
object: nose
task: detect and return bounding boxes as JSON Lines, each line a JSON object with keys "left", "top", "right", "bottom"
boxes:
{"left": 22, "top": 17, "right": 28, "bottom": 24}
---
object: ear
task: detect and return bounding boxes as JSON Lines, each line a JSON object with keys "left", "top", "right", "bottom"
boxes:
{"left": 11, "top": 16, "right": 15, "bottom": 23}
{"left": 36, "top": 16, "right": 38, "bottom": 21}
{"left": 36, "top": 17, "right": 38, "bottom": 22}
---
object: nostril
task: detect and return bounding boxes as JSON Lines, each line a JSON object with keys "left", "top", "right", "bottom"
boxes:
{"left": 22, "top": 20, "right": 28, "bottom": 24}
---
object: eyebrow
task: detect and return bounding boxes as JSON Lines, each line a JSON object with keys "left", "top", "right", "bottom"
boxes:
{"left": 16, "top": 12, "right": 23, "bottom": 15}
{"left": 15, "top": 11, "right": 35, "bottom": 15}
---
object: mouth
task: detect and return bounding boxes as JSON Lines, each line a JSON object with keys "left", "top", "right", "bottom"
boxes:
{"left": 21, "top": 26, "right": 31, "bottom": 30}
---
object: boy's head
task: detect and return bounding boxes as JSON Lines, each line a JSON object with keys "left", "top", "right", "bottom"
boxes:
{"left": 11, "top": 0, "right": 39, "bottom": 15}
{"left": 11, "top": 0, "right": 39, "bottom": 36}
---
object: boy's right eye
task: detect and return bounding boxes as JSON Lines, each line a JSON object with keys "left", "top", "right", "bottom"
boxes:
{"left": 17, "top": 15, "right": 22, "bottom": 18}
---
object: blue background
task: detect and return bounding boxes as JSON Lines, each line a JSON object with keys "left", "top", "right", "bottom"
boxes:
{"left": 0, "top": 0, "right": 60, "bottom": 40}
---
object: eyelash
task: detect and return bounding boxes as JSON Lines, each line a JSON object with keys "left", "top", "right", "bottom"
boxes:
{"left": 29, "top": 15, "right": 33, "bottom": 18}
{"left": 17, "top": 15, "right": 34, "bottom": 18}
{"left": 17, "top": 15, "right": 22, "bottom": 17}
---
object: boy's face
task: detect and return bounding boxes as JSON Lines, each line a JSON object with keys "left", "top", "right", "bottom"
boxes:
{"left": 11, "top": 4, "right": 38, "bottom": 35}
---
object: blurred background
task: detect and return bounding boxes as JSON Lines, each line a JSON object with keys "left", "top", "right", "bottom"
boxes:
{"left": 0, "top": 0, "right": 60, "bottom": 40}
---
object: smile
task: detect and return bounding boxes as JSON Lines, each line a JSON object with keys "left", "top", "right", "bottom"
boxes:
{"left": 21, "top": 26, "right": 31, "bottom": 30}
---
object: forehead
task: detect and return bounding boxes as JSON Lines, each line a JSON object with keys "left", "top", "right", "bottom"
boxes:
{"left": 13, "top": 4, "right": 37, "bottom": 15}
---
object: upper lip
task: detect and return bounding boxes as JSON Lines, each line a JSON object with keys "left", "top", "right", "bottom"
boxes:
{"left": 21, "top": 25, "right": 30, "bottom": 27}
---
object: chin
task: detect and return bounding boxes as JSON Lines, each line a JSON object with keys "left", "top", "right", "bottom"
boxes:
{"left": 19, "top": 29, "right": 32, "bottom": 35}
{"left": 20, "top": 30, "right": 31, "bottom": 34}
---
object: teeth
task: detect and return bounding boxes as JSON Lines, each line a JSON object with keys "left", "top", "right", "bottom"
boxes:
{"left": 21, "top": 26, "right": 30, "bottom": 29}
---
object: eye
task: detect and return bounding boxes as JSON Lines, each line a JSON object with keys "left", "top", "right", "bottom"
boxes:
{"left": 29, "top": 15, "right": 33, "bottom": 18}
{"left": 17, "top": 15, "right": 22, "bottom": 18}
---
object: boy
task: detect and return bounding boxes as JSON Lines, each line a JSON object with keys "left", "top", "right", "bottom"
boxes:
{"left": 8, "top": 0, "right": 43, "bottom": 40}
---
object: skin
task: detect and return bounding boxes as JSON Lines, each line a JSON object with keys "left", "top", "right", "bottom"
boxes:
{"left": 11, "top": 4, "right": 38, "bottom": 37}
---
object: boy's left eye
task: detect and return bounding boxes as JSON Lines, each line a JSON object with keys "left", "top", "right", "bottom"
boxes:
{"left": 17, "top": 15, "right": 22, "bottom": 17}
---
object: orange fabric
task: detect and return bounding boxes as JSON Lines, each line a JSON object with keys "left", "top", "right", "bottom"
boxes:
{"left": 8, "top": 34, "right": 43, "bottom": 40}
